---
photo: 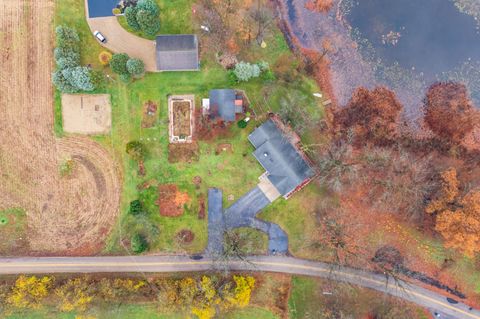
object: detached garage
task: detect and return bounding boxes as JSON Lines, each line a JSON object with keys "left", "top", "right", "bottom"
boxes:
{"left": 155, "top": 35, "right": 199, "bottom": 71}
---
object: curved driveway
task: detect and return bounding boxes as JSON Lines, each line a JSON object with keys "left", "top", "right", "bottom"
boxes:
{"left": 0, "top": 255, "right": 478, "bottom": 319}
{"left": 84, "top": 0, "right": 157, "bottom": 71}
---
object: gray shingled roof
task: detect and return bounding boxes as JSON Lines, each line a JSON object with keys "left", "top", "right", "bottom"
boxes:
{"left": 248, "top": 119, "right": 315, "bottom": 196}
{"left": 209, "top": 89, "right": 236, "bottom": 122}
{"left": 155, "top": 35, "right": 199, "bottom": 71}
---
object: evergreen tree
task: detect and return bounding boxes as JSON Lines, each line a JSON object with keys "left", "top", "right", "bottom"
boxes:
{"left": 131, "top": 233, "right": 148, "bottom": 253}
{"left": 129, "top": 200, "right": 144, "bottom": 215}
{"left": 110, "top": 53, "right": 130, "bottom": 75}
{"left": 126, "top": 58, "right": 145, "bottom": 77}
{"left": 136, "top": 10, "right": 160, "bottom": 36}
{"left": 125, "top": 6, "right": 140, "bottom": 30}
{"left": 55, "top": 25, "right": 80, "bottom": 49}
{"left": 52, "top": 70, "right": 78, "bottom": 93}
{"left": 137, "top": 0, "right": 160, "bottom": 16}
{"left": 233, "top": 62, "right": 261, "bottom": 82}
{"left": 62, "top": 66, "right": 95, "bottom": 92}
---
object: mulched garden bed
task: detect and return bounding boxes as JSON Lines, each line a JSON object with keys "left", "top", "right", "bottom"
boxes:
{"left": 176, "top": 229, "right": 195, "bottom": 244}
{"left": 168, "top": 142, "right": 199, "bottom": 163}
{"left": 155, "top": 184, "right": 189, "bottom": 217}
{"left": 172, "top": 101, "right": 191, "bottom": 137}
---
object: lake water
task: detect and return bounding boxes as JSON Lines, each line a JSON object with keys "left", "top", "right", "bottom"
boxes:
{"left": 346, "top": 0, "right": 480, "bottom": 82}
{"left": 278, "top": 0, "right": 480, "bottom": 120}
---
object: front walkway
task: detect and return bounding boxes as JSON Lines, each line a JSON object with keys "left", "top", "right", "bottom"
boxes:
{"left": 84, "top": 0, "right": 157, "bottom": 72}
{"left": 206, "top": 187, "right": 288, "bottom": 256}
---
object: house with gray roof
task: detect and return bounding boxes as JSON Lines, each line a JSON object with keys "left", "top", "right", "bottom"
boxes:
{"left": 248, "top": 118, "right": 315, "bottom": 199}
{"left": 208, "top": 89, "right": 244, "bottom": 122}
{"left": 155, "top": 35, "right": 199, "bottom": 71}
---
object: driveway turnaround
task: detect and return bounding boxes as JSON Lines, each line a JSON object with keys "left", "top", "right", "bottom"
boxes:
{"left": 0, "top": 255, "right": 478, "bottom": 319}
{"left": 207, "top": 187, "right": 288, "bottom": 256}
{"left": 84, "top": 0, "right": 157, "bottom": 72}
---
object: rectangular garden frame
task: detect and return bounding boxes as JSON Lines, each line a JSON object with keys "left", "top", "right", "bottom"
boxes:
{"left": 168, "top": 94, "right": 195, "bottom": 143}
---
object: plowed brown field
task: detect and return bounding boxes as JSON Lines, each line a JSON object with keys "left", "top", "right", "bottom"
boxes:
{"left": 0, "top": 0, "right": 120, "bottom": 255}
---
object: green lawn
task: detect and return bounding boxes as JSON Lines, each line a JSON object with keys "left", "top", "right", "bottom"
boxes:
{"left": 55, "top": 0, "right": 323, "bottom": 254}
{"left": 224, "top": 307, "right": 279, "bottom": 319}
{"left": 288, "top": 276, "right": 318, "bottom": 319}
{"left": 4, "top": 304, "right": 277, "bottom": 319}
{"left": 258, "top": 184, "right": 330, "bottom": 260}
{"left": 225, "top": 227, "right": 269, "bottom": 255}
{"left": 118, "top": 0, "right": 195, "bottom": 39}
{"left": 288, "top": 276, "right": 430, "bottom": 319}
{"left": 0, "top": 208, "right": 27, "bottom": 255}
{"left": 100, "top": 65, "right": 267, "bottom": 253}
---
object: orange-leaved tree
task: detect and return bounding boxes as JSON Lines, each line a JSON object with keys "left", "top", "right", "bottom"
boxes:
{"left": 335, "top": 87, "right": 403, "bottom": 145}
{"left": 425, "top": 167, "right": 459, "bottom": 214}
{"left": 427, "top": 168, "right": 480, "bottom": 256}
{"left": 424, "top": 82, "right": 476, "bottom": 146}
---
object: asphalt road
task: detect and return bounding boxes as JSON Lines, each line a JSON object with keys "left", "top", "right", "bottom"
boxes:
{"left": 0, "top": 255, "right": 478, "bottom": 319}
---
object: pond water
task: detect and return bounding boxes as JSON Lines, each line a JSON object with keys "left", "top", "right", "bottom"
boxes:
{"left": 346, "top": 0, "right": 480, "bottom": 81}
{"left": 278, "top": 0, "right": 480, "bottom": 120}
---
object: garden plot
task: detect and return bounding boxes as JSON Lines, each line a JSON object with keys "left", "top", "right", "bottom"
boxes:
{"left": 168, "top": 95, "right": 194, "bottom": 143}
{"left": 62, "top": 94, "right": 112, "bottom": 134}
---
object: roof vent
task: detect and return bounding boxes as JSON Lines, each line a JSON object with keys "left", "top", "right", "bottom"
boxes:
{"left": 263, "top": 152, "right": 269, "bottom": 157}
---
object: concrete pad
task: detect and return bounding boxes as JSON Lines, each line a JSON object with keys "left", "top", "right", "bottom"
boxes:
{"left": 258, "top": 173, "right": 281, "bottom": 202}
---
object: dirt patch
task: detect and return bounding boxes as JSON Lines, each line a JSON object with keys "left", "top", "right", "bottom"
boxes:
{"left": 196, "top": 109, "right": 232, "bottom": 140}
{"left": 155, "top": 184, "right": 190, "bottom": 217}
{"left": 168, "top": 142, "right": 199, "bottom": 163}
{"left": 62, "top": 94, "right": 112, "bottom": 134}
{"left": 215, "top": 143, "right": 233, "bottom": 155}
{"left": 137, "top": 179, "right": 159, "bottom": 191}
{"left": 0, "top": 2, "right": 120, "bottom": 255}
{"left": 193, "top": 176, "right": 202, "bottom": 186}
{"left": 176, "top": 229, "right": 194, "bottom": 244}
{"left": 198, "top": 196, "right": 206, "bottom": 219}
{"left": 141, "top": 100, "right": 158, "bottom": 128}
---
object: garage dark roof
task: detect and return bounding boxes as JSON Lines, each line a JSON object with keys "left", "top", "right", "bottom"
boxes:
{"left": 209, "top": 89, "right": 236, "bottom": 122}
{"left": 87, "top": 0, "right": 117, "bottom": 18}
{"left": 248, "top": 119, "right": 315, "bottom": 196}
{"left": 156, "top": 35, "right": 199, "bottom": 71}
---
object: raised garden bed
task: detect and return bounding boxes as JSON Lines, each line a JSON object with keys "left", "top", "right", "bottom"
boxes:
{"left": 168, "top": 95, "right": 194, "bottom": 143}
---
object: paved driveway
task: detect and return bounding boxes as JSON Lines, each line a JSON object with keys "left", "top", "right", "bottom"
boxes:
{"left": 206, "top": 187, "right": 288, "bottom": 256}
{"left": 225, "top": 187, "right": 270, "bottom": 227}
{"left": 84, "top": 0, "right": 157, "bottom": 72}
{"left": 206, "top": 188, "right": 224, "bottom": 255}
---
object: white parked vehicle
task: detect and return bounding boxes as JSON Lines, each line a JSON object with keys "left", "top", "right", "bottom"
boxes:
{"left": 93, "top": 30, "right": 106, "bottom": 43}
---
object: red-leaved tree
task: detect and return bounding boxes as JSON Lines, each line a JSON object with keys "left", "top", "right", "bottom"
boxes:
{"left": 424, "top": 82, "right": 476, "bottom": 146}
